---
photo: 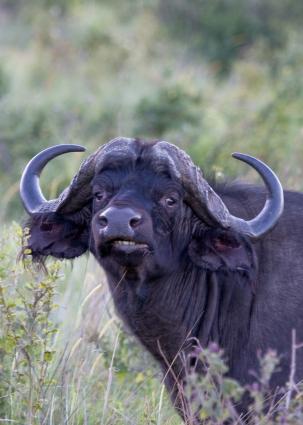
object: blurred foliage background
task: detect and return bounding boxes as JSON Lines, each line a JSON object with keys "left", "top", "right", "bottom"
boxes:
{"left": 1, "top": 2, "right": 303, "bottom": 423}
{"left": 1, "top": 0, "right": 303, "bottom": 221}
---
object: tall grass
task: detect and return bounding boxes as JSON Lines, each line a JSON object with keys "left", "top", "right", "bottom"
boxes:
{"left": 0, "top": 224, "right": 180, "bottom": 424}
{"left": 1, "top": 225, "right": 303, "bottom": 424}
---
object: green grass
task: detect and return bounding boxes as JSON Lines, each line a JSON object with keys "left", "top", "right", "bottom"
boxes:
{"left": 1, "top": 226, "right": 303, "bottom": 424}
{"left": 0, "top": 224, "right": 181, "bottom": 424}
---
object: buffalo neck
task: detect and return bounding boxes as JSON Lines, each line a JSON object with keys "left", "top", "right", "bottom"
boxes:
{"left": 105, "top": 259, "right": 256, "bottom": 371}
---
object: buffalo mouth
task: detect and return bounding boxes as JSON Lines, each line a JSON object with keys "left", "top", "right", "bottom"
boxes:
{"left": 98, "top": 237, "right": 151, "bottom": 259}
{"left": 110, "top": 239, "right": 150, "bottom": 254}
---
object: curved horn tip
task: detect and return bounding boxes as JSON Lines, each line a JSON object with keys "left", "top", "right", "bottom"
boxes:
{"left": 232, "top": 152, "right": 255, "bottom": 162}
{"left": 20, "top": 144, "right": 86, "bottom": 215}
{"left": 54, "top": 144, "right": 86, "bottom": 152}
{"left": 45, "top": 144, "right": 86, "bottom": 153}
{"left": 231, "top": 152, "right": 281, "bottom": 180}
{"left": 230, "top": 151, "right": 284, "bottom": 239}
{"left": 67, "top": 144, "right": 86, "bottom": 151}
{"left": 70, "top": 144, "right": 86, "bottom": 152}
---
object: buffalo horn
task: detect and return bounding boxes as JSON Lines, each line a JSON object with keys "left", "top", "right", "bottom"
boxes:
{"left": 20, "top": 144, "right": 86, "bottom": 214}
{"left": 152, "top": 142, "right": 284, "bottom": 239}
{"left": 228, "top": 153, "right": 284, "bottom": 238}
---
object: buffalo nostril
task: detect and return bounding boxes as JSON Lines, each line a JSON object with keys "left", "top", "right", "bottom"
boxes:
{"left": 98, "top": 214, "right": 108, "bottom": 228}
{"left": 130, "top": 215, "right": 142, "bottom": 228}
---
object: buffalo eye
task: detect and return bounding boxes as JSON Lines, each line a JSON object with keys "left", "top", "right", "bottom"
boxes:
{"left": 160, "top": 194, "right": 179, "bottom": 209}
{"left": 165, "top": 197, "right": 177, "bottom": 207}
{"left": 93, "top": 188, "right": 108, "bottom": 205}
{"left": 94, "top": 191, "right": 105, "bottom": 201}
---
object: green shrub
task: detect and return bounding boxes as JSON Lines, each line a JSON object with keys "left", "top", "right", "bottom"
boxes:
{"left": 0, "top": 224, "right": 61, "bottom": 422}
{"left": 135, "top": 83, "right": 202, "bottom": 137}
{"left": 0, "top": 225, "right": 179, "bottom": 424}
{"left": 158, "top": 0, "right": 303, "bottom": 74}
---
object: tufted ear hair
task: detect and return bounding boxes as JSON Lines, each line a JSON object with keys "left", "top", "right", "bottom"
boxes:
{"left": 188, "top": 228, "right": 257, "bottom": 278}
{"left": 23, "top": 212, "right": 90, "bottom": 262}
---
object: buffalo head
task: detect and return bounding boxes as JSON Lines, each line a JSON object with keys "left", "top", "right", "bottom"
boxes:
{"left": 20, "top": 138, "right": 283, "bottom": 281}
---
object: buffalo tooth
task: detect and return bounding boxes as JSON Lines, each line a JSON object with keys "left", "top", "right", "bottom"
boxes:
{"left": 112, "top": 240, "right": 148, "bottom": 248}
{"left": 114, "top": 240, "right": 136, "bottom": 246}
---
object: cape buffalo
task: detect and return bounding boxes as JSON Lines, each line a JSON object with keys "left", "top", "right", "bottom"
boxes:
{"left": 20, "top": 138, "right": 302, "bottom": 422}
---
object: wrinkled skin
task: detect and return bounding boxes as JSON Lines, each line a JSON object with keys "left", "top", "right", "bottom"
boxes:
{"left": 24, "top": 142, "right": 303, "bottom": 423}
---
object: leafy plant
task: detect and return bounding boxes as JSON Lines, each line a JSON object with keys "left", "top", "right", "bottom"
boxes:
{"left": 0, "top": 224, "right": 61, "bottom": 423}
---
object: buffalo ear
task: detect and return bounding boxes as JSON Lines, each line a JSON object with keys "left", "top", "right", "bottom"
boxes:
{"left": 24, "top": 212, "right": 89, "bottom": 261}
{"left": 188, "top": 229, "right": 257, "bottom": 274}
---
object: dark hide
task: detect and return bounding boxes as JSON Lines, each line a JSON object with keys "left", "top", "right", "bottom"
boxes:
{"left": 23, "top": 210, "right": 90, "bottom": 262}
{"left": 22, "top": 141, "right": 303, "bottom": 423}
